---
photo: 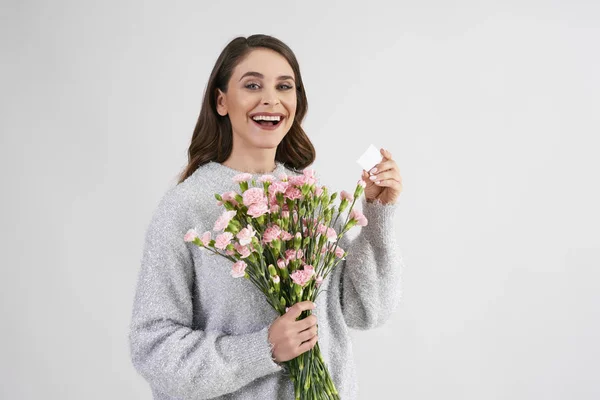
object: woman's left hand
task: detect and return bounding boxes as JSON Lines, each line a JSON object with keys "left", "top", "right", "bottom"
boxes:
{"left": 361, "top": 148, "right": 403, "bottom": 205}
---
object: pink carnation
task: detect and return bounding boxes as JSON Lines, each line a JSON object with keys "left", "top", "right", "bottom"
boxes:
{"left": 269, "top": 204, "right": 280, "bottom": 214}
{"left": 184, "top": 229, "right": 198, "bottom": 242}
{"left": 215, "top": 232, "right": 233, "bottom": 250}
{"left": 263, "top": 225, "right": 282, "bottom": 243}
{"left": 200, "top": 231, "right": 211, "bottom": 246}
{"left": 285, "top": 248, "right": 304, "bottom": 261}
{"left": 247, "top": 201, "right": 269, "bottom": 218}
{"left": 290, "top": 270, "right": 312, "bottom": 287}
{"left": 335, "top": 246, "right": 345, "bottom": 258}
{"left": 340, "top": 190, "right": 353, "bottom": 201}
{"left": 303, "top": 264, "right": 315, "bottom": 277}
{"left": 214, "top": 210, "right": 237, "bottom": 231}
{"left": 288, "top": 175, "right": 306, "bottom": 186}
{"left": 357, "top": 179, "right": 367, "bottom": 188}
{"left": 281, "top": 211, "right": 290, "bottom": 219}
{"left": 316, "top": 275, "right": 324, "bottom": 287}
{"left": 277, "top": 258, "right": 288, "bottom": 269}
{"left": 285, "top": 186, "right": 303, "bottom": 201}
{"left": 272, "top": 275, "right": 280, "bottom": 284}
{"left": 280, "top": 231, "right": 293, "bottom": 241}
{"left": 258, "top": 174, "right": 276, "bottom": 183}
{"left": 302, "top": 169, "right": 317, "bottom": 185}
{"left": 236, "top": 225, "right": 255, "bottom": 246}
{"left": 315, "top": 186, "right": 323, "bottom": 196}
{"left": 243, "top": 187, "right": 266, "bottom": 207}
{"left": 234, "top": 242, "right": 252, "bottom": 258}
{"left": 231, "top": 260, "right": 247, "bottom": 278}
{"left": 349, "top": 209, "right": 368, "bottom": 226}
{"left": 326, "top": 227, "right": 337, "bottom": 242}
{"left": 221, "top": 191, "right": 239, "bottom": 206}
{"left": 317, "top": 224, "right": 327, "bottom": 235}
{"left": 233, "top": 173, "right": 253, "bottom": 183}
{"left": 269, "top": 181, "right": 288, "bottom": 196}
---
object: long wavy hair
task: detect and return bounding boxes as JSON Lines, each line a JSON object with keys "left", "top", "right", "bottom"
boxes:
{"left": 177, "top": 34, "right": 315, "bottom": 184}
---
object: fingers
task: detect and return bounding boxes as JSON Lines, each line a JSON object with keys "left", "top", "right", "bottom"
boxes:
{"left": 298, "top": 334, "right": 319, "bottom": 353}
{"left": 295, "top": 314, "right": 317, "bottom": 331}
{"left": 380, "top": 147, "right": 393, "bottom": 160}
{"left": 361, "top": 169, "right": 376, "bottom": 186}
{"left": 285, "top": 301, "right": 316, "bottom": 320}
{"left": 298, "top": 325, "right": 318, "bottom": 343}
{"left": 373, "top": 178, "right": 403, "bottom": 190}
{"left": 368, "top": 171, "right": 402, "bottom": 185}
{"left": 368, "top": 160, "right": 397, "bottom": 175}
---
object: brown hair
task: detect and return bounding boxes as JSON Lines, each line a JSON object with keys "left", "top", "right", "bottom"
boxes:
{"left": 177, "top": 34, "right": 315, "bottom": 184}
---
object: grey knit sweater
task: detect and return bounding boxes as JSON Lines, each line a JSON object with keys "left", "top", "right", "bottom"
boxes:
{"left": 129, "top": 160, "right": 404, "bottom": 399}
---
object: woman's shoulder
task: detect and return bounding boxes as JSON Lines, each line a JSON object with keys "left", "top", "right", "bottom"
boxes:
{"left": 149, "top": 169, "right": 216, "bottom": 230}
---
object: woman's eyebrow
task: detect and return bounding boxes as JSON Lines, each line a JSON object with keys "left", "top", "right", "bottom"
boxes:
{"left": 239, "top": 71, "right": 295, "bottom": 82}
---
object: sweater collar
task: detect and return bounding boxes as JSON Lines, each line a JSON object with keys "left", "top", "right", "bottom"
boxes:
{"left": 207, "top": 160, "right": 296, "bottom": 179}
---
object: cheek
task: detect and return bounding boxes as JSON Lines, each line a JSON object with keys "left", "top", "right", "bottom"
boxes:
{"left": 228, "top": 93, "right": 256, "bottom": 120}
{"left": 284, "top": 98, "right": 297, "bottom": 119}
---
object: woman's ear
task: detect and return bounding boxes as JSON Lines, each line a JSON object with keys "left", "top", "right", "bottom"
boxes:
{"left": 216, "top": 89, "right": 228, "bottom": 116}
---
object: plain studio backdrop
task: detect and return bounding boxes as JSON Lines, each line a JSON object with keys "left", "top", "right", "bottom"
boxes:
{"left": 1, "top": 0, "right": 599, "bottom": 399}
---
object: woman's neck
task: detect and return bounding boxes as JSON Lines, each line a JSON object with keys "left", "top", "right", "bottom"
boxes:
{"left": 221, "top": 154, "right": 278, "bottom": 175}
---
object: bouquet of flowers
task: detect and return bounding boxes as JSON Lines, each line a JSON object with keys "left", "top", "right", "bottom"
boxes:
{"left": 184, "top": 168, "right": 368, "bottom": 400}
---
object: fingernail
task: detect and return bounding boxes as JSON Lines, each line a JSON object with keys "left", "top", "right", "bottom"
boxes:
{"left": 369, "top": 167, "right": 377, "bottom": 174}
{"left": 369, "top": 175, "right": 377, "bottom": 181}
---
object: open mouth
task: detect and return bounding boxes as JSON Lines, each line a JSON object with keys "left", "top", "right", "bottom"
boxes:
{"left": 251, "top": 115, "right": 284, "bottom": 129}
{"left": 253, "top": 119, "right": 282, "bottom": 126}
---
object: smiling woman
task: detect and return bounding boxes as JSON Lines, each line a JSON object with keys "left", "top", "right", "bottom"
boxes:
{"left": 177, "top": 35, "right": 315, "bottom": 179}
{"left": 129, "top": 34, "right": 404, "bottom": 400}
{"left": 215, "top": 47, "right": 298, "bottom": 160}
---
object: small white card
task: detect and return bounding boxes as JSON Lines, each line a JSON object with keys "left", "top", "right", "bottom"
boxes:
{"left": 356, "top": 144, "right": 382, "bottom": 172}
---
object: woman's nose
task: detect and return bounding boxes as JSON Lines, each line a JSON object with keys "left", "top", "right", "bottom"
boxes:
{"left": 262, "top": 88, "right": 280, "bottom": 105}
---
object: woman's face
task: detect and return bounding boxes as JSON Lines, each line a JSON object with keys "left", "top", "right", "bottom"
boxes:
{"left": 216, "top": 48, "right": 297, "bottom": 151}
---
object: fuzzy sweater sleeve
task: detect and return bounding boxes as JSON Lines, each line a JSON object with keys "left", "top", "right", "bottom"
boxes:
{"left": 336, "top": 197, "right": 404, "bottom": 330}
{"left": 128, "top": 189, "right": 283, "bottom": 399}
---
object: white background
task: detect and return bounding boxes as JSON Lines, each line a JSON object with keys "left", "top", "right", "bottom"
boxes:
{"left": 1, "top": 0, "right": 599, "bottom": 399}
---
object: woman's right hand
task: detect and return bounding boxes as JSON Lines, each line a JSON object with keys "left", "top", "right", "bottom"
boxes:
{"left": 268, "top": 301, "right": 318, "bottom": 363}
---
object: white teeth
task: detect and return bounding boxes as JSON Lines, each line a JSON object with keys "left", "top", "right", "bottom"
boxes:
{"left": 252, "top": 115, "right": 281, "bottom": 122}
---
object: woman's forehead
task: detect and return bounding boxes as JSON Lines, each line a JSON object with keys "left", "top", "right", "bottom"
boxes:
{"left": 233, "top": 49, "right": 295, "bottom": 79}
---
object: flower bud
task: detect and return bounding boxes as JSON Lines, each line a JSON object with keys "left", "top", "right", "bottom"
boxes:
{"left": 272, "top": 275, "right": 280, "bottom": 292}
{"left": 302, "top": 236, "right": 311, "bottom": 248}
{"left": 338, "top": 199, "right": 349, "bottom": 213}
{"left": 277, "top": 258, "right": 287, "bottom": 269}
{"left": 354, "top": 180, "right": 366, "bottom": 198}
{"left": 268, "top": 264, "right": 277, "bottom": 277}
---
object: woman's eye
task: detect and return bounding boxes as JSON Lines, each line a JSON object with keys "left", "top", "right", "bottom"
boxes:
{"left": 279, "top": 84, "right": 293, "bottom": 90}
{"left": 245, "top": 83, "right": 260, "bottom": 90}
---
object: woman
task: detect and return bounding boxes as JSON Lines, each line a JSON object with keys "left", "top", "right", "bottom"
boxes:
{"left": 129, "top": 34, "right": 404, "bottom": 399}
